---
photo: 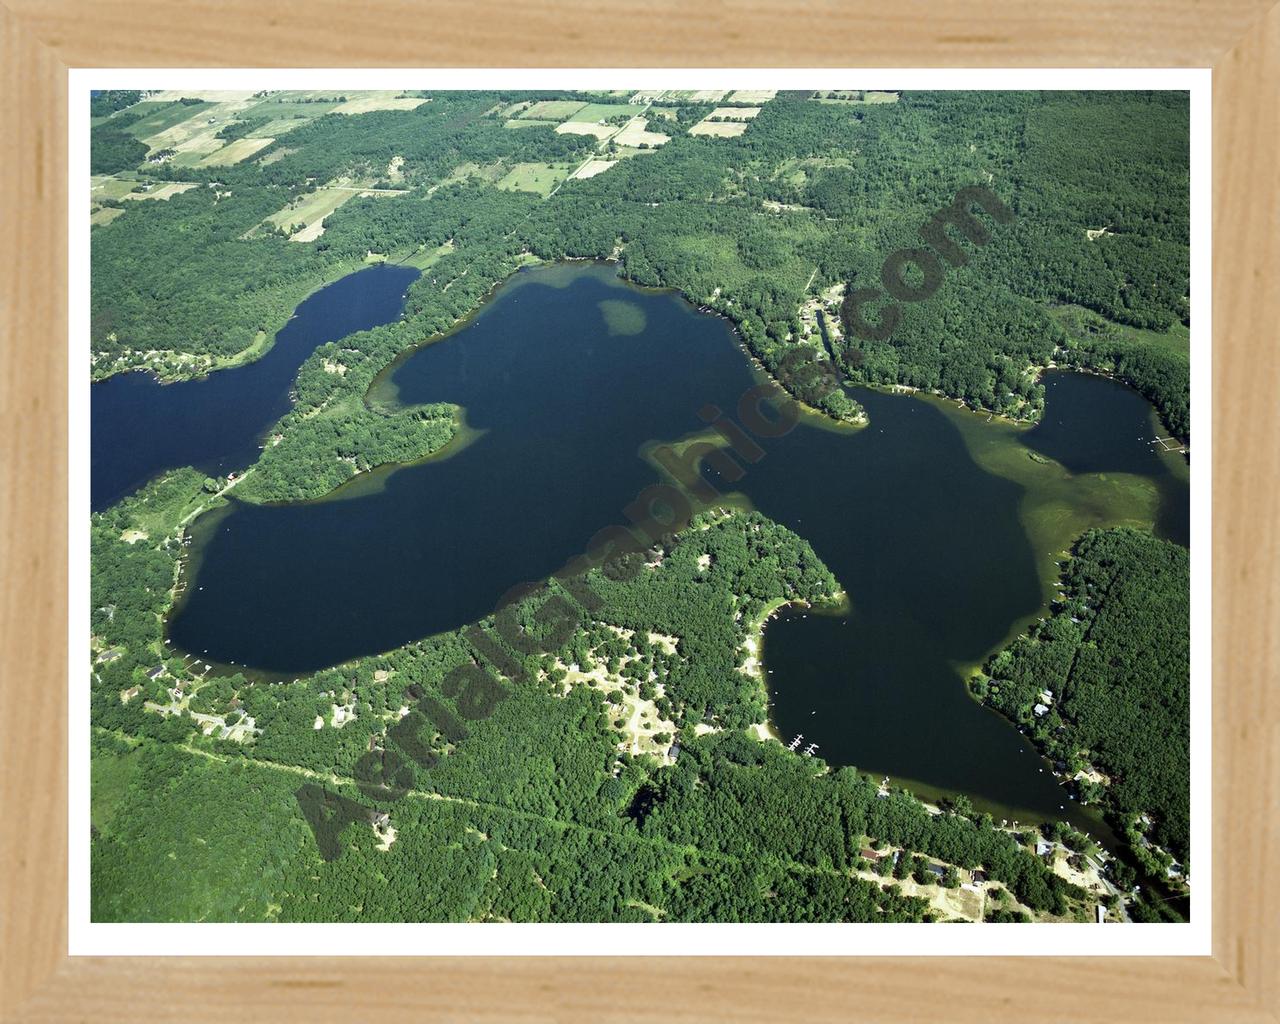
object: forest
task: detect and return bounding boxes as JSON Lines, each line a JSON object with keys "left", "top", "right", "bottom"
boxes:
{"left": 92, "top": 496, "right": 1088, "bottom": 923}
{"left": 91, "top": 90, "right": 1189, "bottom": 440}
{"left": 89, "top": 89, "right": 1191, "bottom": 924}
{"left": 971, "top": 528, "right": 1190, "bottom": 910}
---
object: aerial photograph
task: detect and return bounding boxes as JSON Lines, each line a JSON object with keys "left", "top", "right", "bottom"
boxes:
{"left": 88, "top": 87, "right": 1191, "bottom": 925}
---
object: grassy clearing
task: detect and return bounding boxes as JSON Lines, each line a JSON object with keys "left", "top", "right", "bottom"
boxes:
{"left": 1051, "top": 304, "right": 1190, "bottom": 357}
{"left": 520, "top": 100, "right": 588, "bottom": 120}
{"left": 90, "top": 174, "right": 140, "bottom": 201}
{"left": 258, "top": 146, "right": 296, "bottom": 165}
{"left": 727, "top": 89, "right": 777, "bottom": 104}
{"left": 197, "top": 137, "right": 274, "bottom": 167}
{"left": 566, "top": 102, "right": 645, "bottom": 123}
{"left": 90, "top": 207, "right": 127, "bottom": 227}
{"left": 494, "top": 162, "right": 573, "bottom": 197}
{"left": 773, "top": 154, "right": 854, "bottom": 187}
{"left": 398, "top": 239, "right": 455, "bottom": 270}
{"left": 264, "top": 187, "right": 359, "bottom": 240}
{"left": 438, "top": 160, "right": 506, "bottom": 186}
{"left": 503, "top": 118, "right": 552, "bottom": 130}
{"left": 120, "top": 181, "right": 199, "bottom": 202}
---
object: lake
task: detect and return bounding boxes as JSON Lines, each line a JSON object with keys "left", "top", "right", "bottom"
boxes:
{"left": 143, "top": 262, "right": 1189, "bottom": 832}
{"left": 90, "top": 263, "right": 420, "bottom": 512}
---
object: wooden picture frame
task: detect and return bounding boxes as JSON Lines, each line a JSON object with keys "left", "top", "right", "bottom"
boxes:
{"left": 2, "top": 2, "right": 1276, "bottom": 1019}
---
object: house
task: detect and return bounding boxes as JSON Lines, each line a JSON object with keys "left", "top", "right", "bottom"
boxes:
{"left": 1035, "top": 838, "right": 1054, "bottom": 857}
{"left": 971, "top": 869, "right": 988, "bottom": 884}
{"left": 1039, "top": 689, "right": 1054, "bottom": 704}
{"left": 147, "top": 666, "right": 167, "bottom": 680}
{"left": 1096, "top": 904, "right": 1107, "bottom": 924}
{"left": 667, "top": 743, "right": 681, "bottom": 761}
{"left": 1033, "top": 703, "right": 1050, "bottom": 717}
{"left": 859, "top": 848, "right": 881, "bottom": 862}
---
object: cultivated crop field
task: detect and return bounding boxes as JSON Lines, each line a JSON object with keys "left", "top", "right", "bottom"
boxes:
{"left": 566, "top": 102, "right": 645, "bottom": 123}
{"left": 689, "top": 120, "right": 749, "bottom": 137}
{"left": 90, "top": 174, "right": 141, "bottom": 201}
{"left": 124, "top": 101, "right": 214, "bottom": 141}
{"left": 727, "top": 89, "right": 778, "bottom": 104}
{"left": 569, "top": 158, "right": 618, "bottom": 180}
{"left": 197, "top": 137, "right": 275, "bottom": 167}
{"left": 120, "top": 181, "right": 199, "bottom": 201}
{"left": 330, "top": 93, "right": 430, "bottom": 115}
{"left": 706, "top": 106, "right": 762, "bottom": 122}
{"left": 554, "top": 122, "right": 615, "bottom": 139}
{"left": 613, "top": 119, "right": 671, "bottom": 148}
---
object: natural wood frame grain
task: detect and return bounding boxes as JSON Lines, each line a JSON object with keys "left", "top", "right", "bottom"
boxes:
{"left": 2, "top": 2, "right": 1277, "bottom": 1020}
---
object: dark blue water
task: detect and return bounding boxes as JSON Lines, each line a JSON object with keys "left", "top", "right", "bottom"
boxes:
{"left": 90, "top": 263, "right": 420, "bottom": 511}
{"left": 166, "top": 264, "right": 756, "bottom": 670}
{"left": 1023, "top": 370, "right": 1190, "bottom": 545}
{"left": 156, "top": 263, "right": 1188, "bottom": 833}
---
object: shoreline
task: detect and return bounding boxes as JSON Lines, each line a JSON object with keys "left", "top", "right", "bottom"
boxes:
{"left": 740, "top": 588, "right": 849, "bottom": 745}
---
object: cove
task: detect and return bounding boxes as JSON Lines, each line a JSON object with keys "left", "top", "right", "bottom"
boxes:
{"left": 165, "top": 262, "right": 1188, "bottom": 832}
{"left": 90, "top": 263, "right": 421, "bottom": 512}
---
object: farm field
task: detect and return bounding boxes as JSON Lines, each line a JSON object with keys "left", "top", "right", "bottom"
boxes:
{"left": 566, "top": 102, "right": 646, "bottom": 123}
{"left": 569, "top": 158, "right": 618, "bottom": 180}
{"left": 612, "top": 119, "right": 670, "bottom": 148}
{"left": 689, "top": 120, "right": 749, "bottom": 137}
{"left": 90, "top": 174, "right": 141, "bottom": 201}
{"left": 120, "top": 181, "right": 199, "bottom": 201}
{"left": 141, "top": 98, "right": 262, "bottom": 163}
{"left": 814, "top": 90, "right": 901, "bottom": 104}
{"left": 197, "top": 137, "right": 275, "bottom": 167}
{"left": 555, "top": 122, "right": 615, "bottom": 140}
{"left": 124, "top": 100, "right": 214, "bottom": 141}
{"left": 706, "top": 106, "right": 762, "bottom": 121}
{"left": 330, "top": 93, "right": 430, "bottom": 115}
{"left": 88, "top": 90, "right": 1193, "bottom": 930}
{"left": 90, "top": 206, "right": 127, "bottom": 227}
